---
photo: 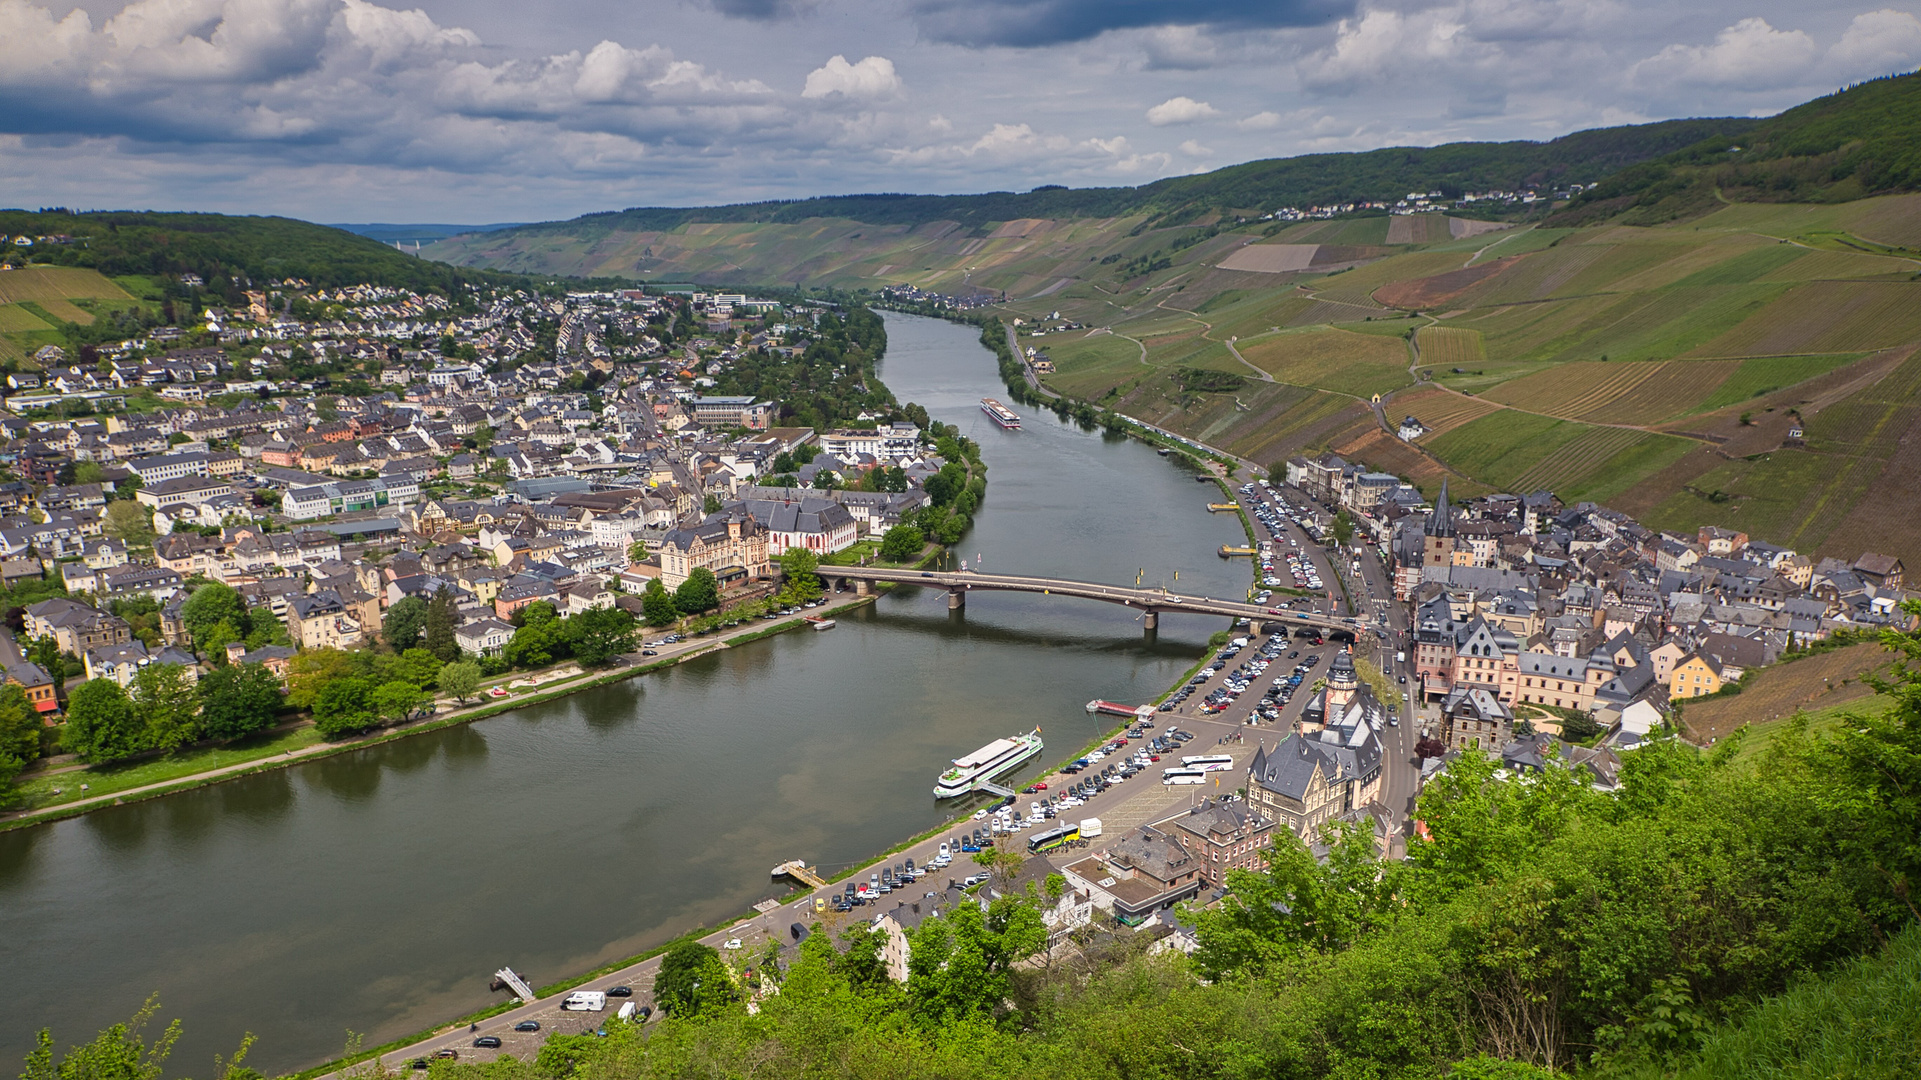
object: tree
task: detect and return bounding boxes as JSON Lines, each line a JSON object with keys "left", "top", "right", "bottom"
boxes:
{"left": 0, "top": 683, "right": 39, "bottom": 800}
{"left": 438, "top": 660, "right": 481, "bottom": 704}
{"left": 373, "top": 680, "right": 426, "bottom": 725}
{"left": 905, "top": 896, "right": 1046, "bottom": 1025}
{"left": 179, "top": 582, "right": 248, "bottom": 652}
{"left": 423, "top": 587, "right": 459, "bottom": 662}
{"left": 382, "top": 595, "right": 428, "bottom": 652}
{"left": 393, "top": 647, "right": 442, "bottom": 689}
{"left": 1332, "top": 508, "right": 1356, "bottom": 547}
{"left": 104, "top": 501, "right": 155, "bottom": 546}
{"left": 286, "top": 648, "right": 357, "bottom": 709}
{"left": 132, "top": 664, "right": 200, "bottom": 753}
{"left": 311, "top": 676, "right": 376, "bottom": 738}
{"left": 641, "top": 578, "right": 678, "bottom": 627}
{"left": 504, "top": 619, "right": 565, "bottom": 669}
{"left": 812, "top": 470, "right": 840, "bottom": 491}
{"left": 702, "top": 493, "right": 723, "bottom": 514}
{"left": 674, "top": 567, "right": 719, "bottom": 614}
{"left": 780, "top": 546, "right": 819, "bottom": 591}
{"left": 879, "top": 524, "right": 924, "bottom": 562}
{"left": 21, "top": 995, "right": 182, "bottom": 1080}
{"left": 61, "top": 678, "right": 143, "bottom": 763}
{"left": 566, "top": 606, "right": 638, "bottom": 667}
{"left": 197, "top": 663, "right": 283, "bottom": 741}
{"left": 654, "top": 941, "right": 736, "bottom": 1018}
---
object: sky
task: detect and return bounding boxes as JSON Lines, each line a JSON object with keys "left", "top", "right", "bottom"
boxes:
{"left": 1, "top": 0, "right": 1919, "bottom": 224}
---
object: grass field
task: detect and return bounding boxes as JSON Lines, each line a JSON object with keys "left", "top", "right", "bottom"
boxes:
{"left": 0, "top": 266, "right": 131, "bottom": 304}
{"left": 0, "top": 304, "right": 51, "bottom": 332}
{"left": 30, "top": 298, "right": 94, "bottom": 324}
{"left": 1689, "top": 353, "right": 1865, "bottom": 413}
{"left": 1679, "top": 641, "right": 1893, "bottom": 745}
{"left": 1237, "top": 327, "right": 1413, "bottom": 398}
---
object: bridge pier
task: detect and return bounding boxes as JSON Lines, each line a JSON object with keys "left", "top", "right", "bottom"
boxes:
{"left": 855, "top": 579, "right": 872, "bottom": 597}
{"left": 947, "top": 587, "right": 966, "bottom": 610}
{"left": 1143, "top": 609, "right": 1158, "bottom": 630}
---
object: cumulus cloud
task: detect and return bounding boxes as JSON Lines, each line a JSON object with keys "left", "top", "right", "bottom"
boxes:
{"left": 801, "top": 55, "right": 901, "bottom": 99}
{"left": 1178, "top": 138, "right": 1212, "bottom": 155}
{"left": 1822, "top": 9, "right": 1921, "bottom": 80}
{"left": 909, "top": 0, "right": 1353, "bottom": 48}
{"left": 1141, "top": 26, "right": 1220, "bottom": 69}
{"left": 1146, "top": 95, "right": 1220, "bottom": 124}
{"left": 1631, "top": 17, "right": 1818, "bottom": 90}
{"left": 701, "top": 0, "right": 819, "bottom": 20}
{"left": 1238, "top": 110, "right": 1282, "bottom": 129}
{"left": 1300, "top": 7, "right": 1488, "bottom": 94}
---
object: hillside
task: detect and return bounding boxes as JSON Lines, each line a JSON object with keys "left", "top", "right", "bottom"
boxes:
{"left": 426, "top": 116, "right": 1757, "bottom": 282}
{"left": 1558, "top": 69, "right": 1921, "bottom": 224}
{"left": 0, "top": 210, "right": 517, "bottom": 296}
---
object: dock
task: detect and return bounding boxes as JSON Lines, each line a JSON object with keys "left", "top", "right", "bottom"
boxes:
{"left": 1086, "top": 699, "right": 1157, "bottom": 719}
{"left": 771, "top": 860, "right": 828, "bottom": 889}
{"left": 1206, "top": 502, "right": 1240, "bottom": 512}
{"left": 975, "top": 781, "right": 1016, "bottom": 798}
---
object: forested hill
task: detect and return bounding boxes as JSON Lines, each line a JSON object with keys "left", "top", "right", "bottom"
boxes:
{"left": 493, "top": 116, "right": 1757, "bottom": 243}
{"left": 1557, "top": 68, "right": 1921, "bottom": 224}
{"left": 0, "top": 210, "right": 524, "bottom": 295}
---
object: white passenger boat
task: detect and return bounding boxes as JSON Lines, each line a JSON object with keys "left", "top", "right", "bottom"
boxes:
{"left": 934, "top": 728, "right": 1043, "bottom": 798}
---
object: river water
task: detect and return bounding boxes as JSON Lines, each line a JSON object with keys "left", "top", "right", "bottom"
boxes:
{"left": 0, "top": 314, "right": 1248, "bottom": 1075}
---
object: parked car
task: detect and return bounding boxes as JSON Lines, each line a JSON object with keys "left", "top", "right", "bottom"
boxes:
{"left": 608, "top": 986, "right": 633, "bottom": 997}
{"left": 473, "top": 1037, "right": 502, "bottom": 1049}
{"left": 514, "top": 1021, "right": 541, "bottom": 1033}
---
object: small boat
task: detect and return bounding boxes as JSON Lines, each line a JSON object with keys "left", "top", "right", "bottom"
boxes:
{"left": 1157, "top": 447, "right": 1172, "bottom": 456}
{"left": 805, "top": 617, "right": 836, "bottom": 630}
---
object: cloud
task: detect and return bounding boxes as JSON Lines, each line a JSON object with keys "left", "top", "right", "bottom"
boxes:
{"left": 1238, "top": 110, "right": 1282, "bottom": 129}
{"left": 1140, "top": 26, "right": 1220, "bottom": 69}
{"left": 908, "top": 0, "right": 1353, "bottom": 48}
{"left": 1178, "top": 138, "right": 1212, "bottom": 155}
{"left": 801, "top": 55, "right": 901, "bottom": 99}
{"left": 701, "top": 0, "right": 819, "bottom": 20}
{"left": 1630, "top": 17, "right": 1818, "bottom": 91}
{"left": 1146, "top": 95, "right": 1219, "bottom": 124}
{"left": 1825, "top": 9, "right": 1921, "bottom": 81}
{"left": 1300, "top": 8, "right": 1487, "bottom": 94}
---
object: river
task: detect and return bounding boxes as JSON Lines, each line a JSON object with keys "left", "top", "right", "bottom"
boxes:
{"left": 0, "top": 313, "right": 1249, "bottom": 1075}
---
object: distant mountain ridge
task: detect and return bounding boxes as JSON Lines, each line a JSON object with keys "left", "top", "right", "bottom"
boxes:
{"left": 488, "top": 116, "right": 1759, "bottom": 245}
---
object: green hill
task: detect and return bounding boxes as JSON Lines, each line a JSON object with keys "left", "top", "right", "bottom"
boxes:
{"left": 1557, "top": 69, "right": 1921, "bottom": 224}
{"left": 0, "top": 209, "right": 520, "bottom": 295}
{"left": 432, "top": 116, "right": 1758, "bottom": 277}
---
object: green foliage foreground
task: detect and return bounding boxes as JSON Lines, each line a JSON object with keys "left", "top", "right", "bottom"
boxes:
{"left": 26, "top": 609, "right": 1921, "bottom": 1080}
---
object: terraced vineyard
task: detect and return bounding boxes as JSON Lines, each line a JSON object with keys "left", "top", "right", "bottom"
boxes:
{"left": 1237, "top": 327, "right": 1413, "bottom": 398}
{"left": 1412, "top": 325, "right": 1484, "bottom": 369}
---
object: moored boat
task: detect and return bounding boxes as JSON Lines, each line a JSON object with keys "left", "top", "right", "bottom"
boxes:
{"left": 934, "top": 728, "right": 1043, "bottom": 798}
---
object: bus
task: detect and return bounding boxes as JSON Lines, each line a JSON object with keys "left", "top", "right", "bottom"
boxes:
{"left": 1181, "top": 755, "right": 1235, "bottom": 772}
{"left": 1026, "top": 823, "right": 1081, "bottom": 854}
{"left": 1161, "top": 768, "right": 1208, "bottom": 786}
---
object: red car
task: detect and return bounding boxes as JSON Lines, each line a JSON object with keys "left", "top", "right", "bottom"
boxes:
{"left": 1033, "top": 782, "right": 1048, "bottom": 790}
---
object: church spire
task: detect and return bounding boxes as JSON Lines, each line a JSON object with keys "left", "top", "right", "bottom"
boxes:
{"left": 1427, "top": 478, "right": 1456, "bottom": 538}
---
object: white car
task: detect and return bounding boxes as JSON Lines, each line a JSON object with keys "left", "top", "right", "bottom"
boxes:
{"left": 723, "top": 938, "right": 742, "bottom": 950}
{"left": 973, "top": 808, "right": 989, "bottom": 820}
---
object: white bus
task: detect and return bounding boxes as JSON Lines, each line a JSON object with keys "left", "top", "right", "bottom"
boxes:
{"left": 1181, "top": 755, "right": 1235, "bottom": 772}
{"left": 1162, "top": 768, "right": 1208, "bottom": 786}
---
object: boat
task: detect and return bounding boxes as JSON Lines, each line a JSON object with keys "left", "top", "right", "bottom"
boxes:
{"left": 980, "top": 398, "right": 1022, "bottom": 429}
{"left": 934, "top": 728, "right": 1043, "bottom": 798}
{"left": 1207, "top": 502, "right": 1240, "bottom": 512}
{"left": 805, "top": 616, "right": 836, "bottom": 630}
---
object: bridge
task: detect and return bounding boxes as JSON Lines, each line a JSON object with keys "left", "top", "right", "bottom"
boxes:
{"left": 817, "top": 566, "right": 1371, "bottom": 638}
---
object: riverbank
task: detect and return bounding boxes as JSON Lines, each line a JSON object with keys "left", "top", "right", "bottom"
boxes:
{"left": 0, "top": 590, "right": 887, "bottom": 834}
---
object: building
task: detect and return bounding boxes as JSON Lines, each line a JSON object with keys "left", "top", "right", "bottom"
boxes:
{"left": 656, "top": 510, "right": 770, "bottom": 588}
{"left": 1247, "top": 652, "right": 1384, "bottom": 837}
{"left": 24, "top": 598, "right": 133, "bottom": 655}
{"left": 0, "top": 634, "right": 60, "bottom": 717}
{"left": 1060, "top": 825, "right": 1205, "bottom": 926}
{"left": 1669, "top": 652, "right": 1728, "bottom": 701}
{"left": 285, "top": 590, "right": 363, "bottom": 650}
{"left": 691, "top": 395, "right": 773, "bottom": 431}
{"left": 1169, "top": 799, "right": 1276, "bottom": 889}
{"left": 1440, "top": 684, "right": 1514, "bottom": 752}
{"left": 743, "top": 497, "right": 859, "bottom": 555}
{"left": 282, "top": 477, "right": 419, "bottom": 520}
{"left": 454, "top": 617, "right": 515, "bottom": 657}
{"left": 135, "top": 476, "right": 237, "bottom": 512}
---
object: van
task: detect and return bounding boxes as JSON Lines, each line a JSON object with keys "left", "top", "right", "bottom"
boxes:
{"left": 616, "top": 1002, "right": 637, "bottom": 1022}
{"left": 562, "top": 991, "right": 606, "bottom": 1012}
{"left": 1079, "top": 817, "right": 1103, "bottom": 839}
{"left": 1395, "top": 651, "right": 1406, "bottom": 664}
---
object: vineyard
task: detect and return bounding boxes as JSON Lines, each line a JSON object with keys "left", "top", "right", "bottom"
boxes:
{"left": 1424, "top": 411, "right": 1586, "bottom": 488}
{"left": 1689, "top": 281, "right": 1921, "bottom": 357}
{"left": 1237, "top": 327, "right": 1413, "bottom": 398}
{"left": 1689, "top": 354, "right": 1864, "bottom": 414}
{"left": 1415, "top": 326, "right": 1486, "bottom": 369}
{"left": 1506, "top": 427, "right": 1648, "bottom": 493}
{"left": 1680, "top": 641, "right": 1892, "bottom": 744}
{"left": 1579, "top": 360, "right": 1740, "bottom": 424}
{"left": 0, "top": 267, "right": 131, "bottom": 305}
{"left": 1484, "top": 361, "right": 1655, "bottom": 415}
{"left": 1392, "top": 386, "right": 1502, "bottom": 435}
{"left": 0, "top": 306, "right": 52, "bottom": 333}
